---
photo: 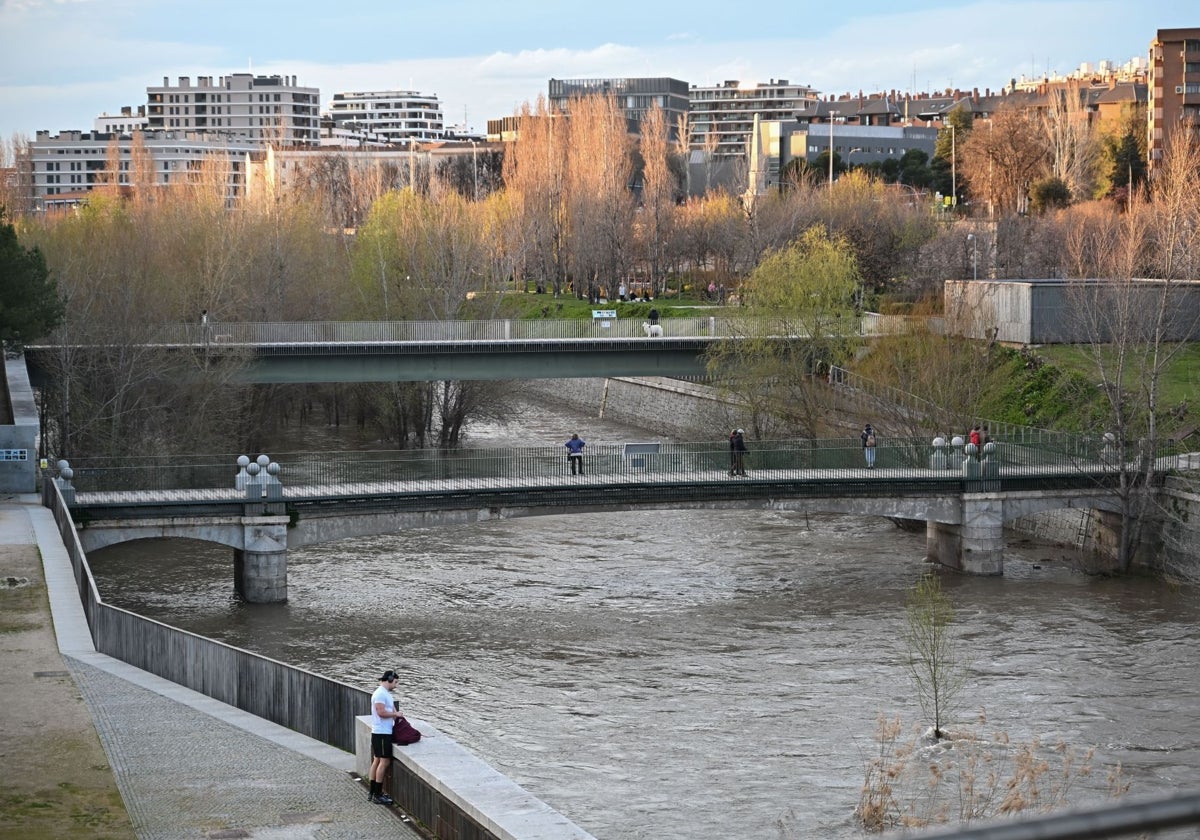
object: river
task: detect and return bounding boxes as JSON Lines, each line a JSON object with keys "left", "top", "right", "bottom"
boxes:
{"left": 88, "top": 400, "right": 1200, "bottom": 839}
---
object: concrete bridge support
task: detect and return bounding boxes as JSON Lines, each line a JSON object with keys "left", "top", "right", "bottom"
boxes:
{"left": 232, "top": 519, "right": 290, "bottom": 603}
{"left": 926, "top": 495, "right": 1005, "bottom": 575}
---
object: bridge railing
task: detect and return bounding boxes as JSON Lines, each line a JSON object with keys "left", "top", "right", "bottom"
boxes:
{"left": 152, "top": 317, "right": 743, "bottom": 344}
{"left": 53, "top": 435, "right": 1186, "bottom": 498}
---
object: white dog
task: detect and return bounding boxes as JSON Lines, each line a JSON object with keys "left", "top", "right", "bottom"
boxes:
{"left": 642, "top": 322, "right": 663, "bottom": 337}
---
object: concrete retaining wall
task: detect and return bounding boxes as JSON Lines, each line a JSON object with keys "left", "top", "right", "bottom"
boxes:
{"left": 1012, "top": 477, "right": 1200, "bottom": 574}
{"left": 1, "top": 355, "right": 39, "bottom": 493}
{"left": 356, "top": 717, "right": 596, "bottom": 840}
{"left": 42, "top": 479, "right": 595, "bottom": 840}
{"left": 523, "top": 376, "right": 734, "bottom": 440}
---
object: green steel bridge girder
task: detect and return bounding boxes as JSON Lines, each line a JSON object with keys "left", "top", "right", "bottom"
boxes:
{"left": 226, "top": 340, "right": 715, "bottom": 383}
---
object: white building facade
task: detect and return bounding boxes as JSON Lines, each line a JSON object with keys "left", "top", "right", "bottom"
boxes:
{"left": 28, "top": 130, "right": 259, "bottom": 209}
{"left": 326, "top": 90, "right": 445, "bottom": 143}
{"left": 146, "top": 74, "right": 320, "bottom": 145}
{"left": 689, "top": 79, "right": 819, "bottom": 159}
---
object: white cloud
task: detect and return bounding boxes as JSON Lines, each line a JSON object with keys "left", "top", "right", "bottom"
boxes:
{"left": 0, "top": 0, "right": 1178, "bottom": 140}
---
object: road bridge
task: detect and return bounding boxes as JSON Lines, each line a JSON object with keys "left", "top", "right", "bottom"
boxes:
{"left": 53, "top": 436, "right": 1155, "bottom": 602}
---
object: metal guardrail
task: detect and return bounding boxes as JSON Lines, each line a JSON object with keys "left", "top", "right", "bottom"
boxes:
{"left": 151, "top": 316, "right": 741, "bottom": 344}
{"left": 51, "top": 435, "right": 1184, "bottom": 498}
{"left": 911, "top": 790, "right": 1200, "bottom": 839}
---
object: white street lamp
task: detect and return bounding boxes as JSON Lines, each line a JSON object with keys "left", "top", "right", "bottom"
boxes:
{"left": 951, "top": 122, "right": 956, "bottom": 213}
{"left": 828, "top": 111, "right": 839, "bottom": 190}
{"left": 470, "top": 140, "right": 479, "bottom": 202}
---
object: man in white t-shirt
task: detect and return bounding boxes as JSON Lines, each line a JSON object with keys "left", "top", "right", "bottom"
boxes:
{"left": 368, "top": 670, "right": 401, "bottom": 805}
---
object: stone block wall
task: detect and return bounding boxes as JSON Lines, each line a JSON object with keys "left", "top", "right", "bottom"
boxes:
{"left": 524, "top": 377, "right": 736, "bottom": 440}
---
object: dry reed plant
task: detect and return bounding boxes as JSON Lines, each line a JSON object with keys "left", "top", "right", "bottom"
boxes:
{"left": 856, "top": 711, "right": 1129, "bottom": 833}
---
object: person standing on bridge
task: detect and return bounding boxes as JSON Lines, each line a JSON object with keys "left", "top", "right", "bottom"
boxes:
{"left": 369, "top": 670, "right": 402, "bottom": 805}
{"left": 565, "top": 433, "right": 586, "bottom": 475}
{"left": 648, "top": 306, "right": 659, "bottom": 326}
{"left": 861, "top": 424, "right": 877, "bottom": 469}
{"left": 730, "top": 429, "right": 748, "bottom": 476}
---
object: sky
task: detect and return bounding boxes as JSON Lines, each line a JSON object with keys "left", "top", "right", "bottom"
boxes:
{"left": 0, "top": 0, "right": 1195, "bottom": 144}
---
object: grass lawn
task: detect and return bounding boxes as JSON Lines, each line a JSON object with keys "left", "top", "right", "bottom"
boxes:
{"left": 489, "top": 289, "right": 725, "bottom": 320}
{"left": 1034, "top": 342, "right": 1200, "bottom": 414}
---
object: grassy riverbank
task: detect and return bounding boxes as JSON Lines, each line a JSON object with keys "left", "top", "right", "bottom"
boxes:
{"left": 0, "top": 528, "right": 134, "bottom": 840}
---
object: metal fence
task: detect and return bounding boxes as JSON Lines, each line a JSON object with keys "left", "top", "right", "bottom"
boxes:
{"left": 153, "top": 317, "right": 739, "bottom": 344}
{"left": 910, "top": 790, "right": 1200, "bottom": 839}
{"left": 53, "top": 434, "right": 1185, "bottom": 499}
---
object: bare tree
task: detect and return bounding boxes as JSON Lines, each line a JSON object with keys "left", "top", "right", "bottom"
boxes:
{"left": 638, "top": 103, "right": 677, "bottom": 298}
{"left": 1066, "top": 130, "right": 1200, "bottom": 572}
{"left": 961, "top": 105, "right": 1051, "bottom": 217}
{"left": 502, "top": 98, "right": 571, "bottom": 295}
{"left": 1042, "top": 84, "right": 1099, "bottom": 201}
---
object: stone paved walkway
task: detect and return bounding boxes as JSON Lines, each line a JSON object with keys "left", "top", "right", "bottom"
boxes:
{"left": 4, "top": 499, "right": 424, "bottom": 839}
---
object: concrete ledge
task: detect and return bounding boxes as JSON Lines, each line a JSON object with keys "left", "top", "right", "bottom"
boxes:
{"left": 356, "top": 716, "right": 597, "bottom": 840}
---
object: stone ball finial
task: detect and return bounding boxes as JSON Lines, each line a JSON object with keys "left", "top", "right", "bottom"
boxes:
{"left": 57, "top": 459, "right": 70, "bottom": 471}
{"left": 951, "top": 435, "right": 964, "bottom": 447}
{"left": 237, "top": 455, "right": 250, "bottom": 468}
{"left": 1103, "top": 432, "right": 1116, "bottom": 444}
{"left": 246, "top": 462, "right": 261, "bottom": 476}
{"left": 61, "top": 467, "right": 74, "bottom": 481}
{"left": 933, "top": 436, "right": 946, "bottom": 447}
{"left": 256, "top": 454, "right": 271, "bottom": 468}
{"left": 266, "top": 462, "right": 280, "bottom": 477}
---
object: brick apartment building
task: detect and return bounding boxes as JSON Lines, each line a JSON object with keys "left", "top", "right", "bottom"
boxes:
{"left": 1148, "top": 27, "right": 1200, "bottom": 168}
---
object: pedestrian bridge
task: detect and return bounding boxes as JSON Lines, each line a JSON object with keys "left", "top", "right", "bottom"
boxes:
{"left": 24, "top": 316, "right": 859, "bottom": 383}
{"left": 52, "top": 433, "right": 1181, "bottom": 602}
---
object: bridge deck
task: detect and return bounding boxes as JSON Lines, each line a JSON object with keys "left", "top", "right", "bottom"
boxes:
{"left": 72, "top": 460, "right": 1119, "bottom": 509}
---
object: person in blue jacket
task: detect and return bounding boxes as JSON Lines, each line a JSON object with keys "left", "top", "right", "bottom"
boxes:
{"left": 565, "top": 433, "right": 586, "bottom": 475}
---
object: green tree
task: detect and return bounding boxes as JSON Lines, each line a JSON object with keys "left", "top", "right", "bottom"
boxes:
{"left": 0, "top": 209, "right": 65, "bottom": 347}
{"left": 931, "top": 104, "right": 974, "bottom": 201}
{"left": 706, "top": 225, "right": 860, "bottom": 437}
{"left": 1029, "top": 176, "right": 1072, "bottom": 214}
{"left": 1095, "top": 105, "right": 1148, "bottom": 203}
{"left": 902, "top": 573, "right": 969, "bottom": 739}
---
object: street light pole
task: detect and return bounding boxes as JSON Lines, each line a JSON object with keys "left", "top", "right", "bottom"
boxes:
{"left": 470, "top": 140, "right": 478, "bottom": 201}
{"left": 951, "top": 122, "right": 956, "bottom": 212}
{"left": 828, "top": 111, "right": 838, "bottom": 190}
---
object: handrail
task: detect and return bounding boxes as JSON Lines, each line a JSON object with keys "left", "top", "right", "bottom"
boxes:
{"left": 50, "top": 435, "right": 1184, "bottom": 497}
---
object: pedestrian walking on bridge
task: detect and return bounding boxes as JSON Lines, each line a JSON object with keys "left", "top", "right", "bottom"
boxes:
{"left": 565, "top": 433, "right": 586, "bottom": 475}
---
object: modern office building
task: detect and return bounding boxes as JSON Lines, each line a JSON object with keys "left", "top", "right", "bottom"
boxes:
{"left": 145, "top": 74, "right": 320, "bottom": 145}
{"left": 689, "top": 79, "right": 819, "bottom": 159}
{"left": 1148, "top": 27, "right": 1200, "bottom": 168}
{"left": 743, "top": 118, "right": 938, "bottom": 197}
{"left": 548, "top": 77, "right": 690, "bottom": 137}
{"left": 325, "top": 90, "right": 446, "bottom": 144}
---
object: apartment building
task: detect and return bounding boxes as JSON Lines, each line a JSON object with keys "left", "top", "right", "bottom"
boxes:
{"left": 146, "top": 74, "right": 320, "bottom": 145}
{"left": 689, "top": 79, "right": 819, "bottom": 159}
{"left": 1148, "top": 27, "right": 1200, "bottom": 167}
{"left": 28, "top": 130, "right": 260, "bottom": 209}
{"left": 94, "top": 106, "right": 149, "bottom": 134}
{"left": 326, "top": 90, "right": 446, "bottom": 144}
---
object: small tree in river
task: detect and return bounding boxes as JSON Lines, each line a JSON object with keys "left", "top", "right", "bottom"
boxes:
{"left": 903, "top": 573, "right": 969, "bottom": 739}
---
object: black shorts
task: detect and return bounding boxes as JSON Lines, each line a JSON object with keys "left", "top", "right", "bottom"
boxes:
{"left": 371, "top": 733, "right": 394, "bottom": 760}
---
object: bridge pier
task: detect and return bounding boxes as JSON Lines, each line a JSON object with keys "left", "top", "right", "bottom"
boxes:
{"left": 233, "top": 520, "right": 290, "bottom": 603}
{"left": 927, "top": 495, "right": 1005, "bottom": 575}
